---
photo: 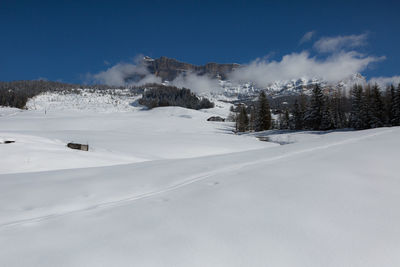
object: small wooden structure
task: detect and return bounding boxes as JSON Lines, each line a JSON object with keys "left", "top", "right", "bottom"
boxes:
{"left": 1, "top": 140, "right": 15, "bottom": 144}
{"left": 67, "top": 142, "right": 89, "bottom": 151}
{"left": 257, "top": 136, "right": 270, "bottom": 142}
{"left": 207, "top": 116, "right": 225, "bottom": 122}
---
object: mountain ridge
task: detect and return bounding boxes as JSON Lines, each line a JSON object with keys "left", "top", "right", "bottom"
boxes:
{"left": 141, "top": 56, "right": 367, "bottom": 98}
{"left": 143, "top": 56, "right": 240, "bottom": 81}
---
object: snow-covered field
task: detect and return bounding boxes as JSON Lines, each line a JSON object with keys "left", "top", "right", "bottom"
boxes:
{"left": 26, "top": 89, "right": 140, "bottom": 113}
{"left": 1, "top": 99, "right": 400, "bottom": 266}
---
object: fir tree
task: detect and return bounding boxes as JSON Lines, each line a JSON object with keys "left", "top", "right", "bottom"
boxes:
{"left": 331, "top": 88, "right": 346, "bottom": 128}
{"left": 255, "top": 91, "right": 271, "bottom": 131}
{"left": 350, "top": 84, "right": 364, "bottom": 129}
{"left": 305, "top": 84, "right": 324, "bottom": 130}
{"left": 392, "top": 84, "right": 400, "bottom": 126}
{"left": 236, "top": 105, "right": 249, "bottom": 132}
{"left": 385, "top": 85, "right": 395, "bottom": 125}
{"left": 320, "top": 97, "right": 333, "bottom": 130}
{"left": 360, "top": 85, "right": 372, "bottom": 129}
{"left": 279, "top": 109, "right": 290, "bottom": 130}
{"left": 292, "top": 99, "right": 304, "bottom": 130}
{"left": 369, "top": 84, "right": 385, "bottom": 128}
{"left": 249, "top": 105, "right": 256, "bottom": 131}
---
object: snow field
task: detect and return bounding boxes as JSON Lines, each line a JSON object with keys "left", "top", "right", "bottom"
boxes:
{"left": 1, "top": 100, "right": 400, "bottom": 266}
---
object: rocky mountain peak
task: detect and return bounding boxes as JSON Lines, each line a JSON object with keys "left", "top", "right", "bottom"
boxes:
{"left": 143, "top": 56, "right": 240, "bottom": 81}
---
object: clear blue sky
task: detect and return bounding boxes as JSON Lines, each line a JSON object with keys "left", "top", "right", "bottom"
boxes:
{"left": 1, "top": 0, "right": 399, "bottom": 83}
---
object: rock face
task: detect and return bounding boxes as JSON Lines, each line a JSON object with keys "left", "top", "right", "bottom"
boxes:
{"left": 144, "top": 56, "right": 239, "bottom": 81}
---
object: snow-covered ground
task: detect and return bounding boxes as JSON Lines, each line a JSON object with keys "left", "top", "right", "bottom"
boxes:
{"left": 26, "top": 89, "right": 140, "bottom": 112}
{"left": 1, "top": 99, "right": 400, "bottom": 266}
{"left": 0, "top": 101, "right": 268, "bottom": 174}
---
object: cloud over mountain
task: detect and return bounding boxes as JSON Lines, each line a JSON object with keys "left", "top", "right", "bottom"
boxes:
{"left": 229, "top": 51, "right": 383, "bottom": 87}
{"left": 88, "top": 33, "right": 386, "bottom": 91}
{"left": 369, "top": 76, "right": 400, "bottom": 87}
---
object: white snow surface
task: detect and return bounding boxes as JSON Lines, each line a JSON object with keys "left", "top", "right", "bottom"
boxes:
{"left": 0, "top": 101, "right": 266, "bottom": 174}
{"left": 26, "top": 89, "right": 140, "bottom": 112}
{"left": 1, "top": 102, "right": 400, "bottom": 266}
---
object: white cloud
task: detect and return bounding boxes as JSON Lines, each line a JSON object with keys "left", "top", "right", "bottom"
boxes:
{"left": 369, "top": 76, "right": 400, "bottom": 88}
{"left": 170, "top": 72, "right": 222, "bottom": 95}
{"left": 314, "top": 33, "right": 368, "bottom": 53}
{"left": 299, "top": 31, "right": 316, "bottom": 44}
{"left": 89, "top": 58, "right": 220, "bottom": 93}
{"left": 89, "top": 59, "right": 161, "bottom": 86}
{"left": 229, "top": 51, "right": 384, "bottom": 87}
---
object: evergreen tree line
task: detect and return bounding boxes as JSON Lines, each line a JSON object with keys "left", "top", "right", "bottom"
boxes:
{"left": 0, "top": 80, "right": 142, "bottom": 109}
{"left": 0, "top": 80, "right": 215, "bottom": 110}
{"left": 138, "top": 84, "right": 214, "bottom": 110}
{"left": 0, "top": 90, "right": 29, "bottom": 109}
{"left": 233, "top": 91, "right": 272, "bottom": 132}
{"left": 349, "top": 84, "right": 400, "bottom": 129}
{"left": 232, "top": 83, "right": 400, "bottom": 132}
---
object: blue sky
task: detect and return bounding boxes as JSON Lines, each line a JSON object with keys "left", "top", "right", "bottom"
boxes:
{"left": 1, "top": 0, "right": 399, "bottom": 84}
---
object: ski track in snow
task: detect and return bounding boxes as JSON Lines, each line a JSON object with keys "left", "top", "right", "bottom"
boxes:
{"left": 0, "top": 129, "right": 392, "bottom": 229}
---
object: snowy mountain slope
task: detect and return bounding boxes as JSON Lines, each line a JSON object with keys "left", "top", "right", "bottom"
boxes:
{"left": 219, "top": 73, "right": 367, "bottom": 99}
{"left": 0, "top": 121, "right": 399, "bottom": 266}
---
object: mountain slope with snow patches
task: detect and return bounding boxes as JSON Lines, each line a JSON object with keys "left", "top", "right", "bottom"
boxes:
{"left": 219, "top": 73, "right": 367, "bottom": 99}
